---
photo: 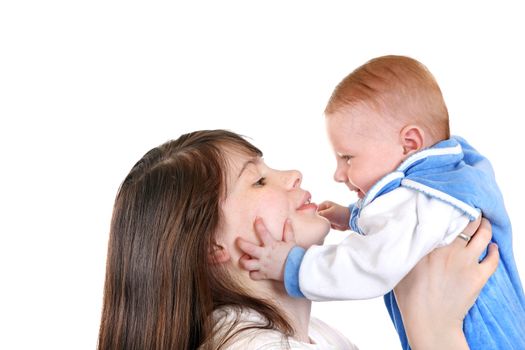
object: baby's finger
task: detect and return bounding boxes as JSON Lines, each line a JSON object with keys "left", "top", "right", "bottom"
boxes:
{"left": 317, "top": 201, "right": 332, "bottom": 211}
{"left": 331, "top": 223, "right": 347, "bottom": 231}
{"left": 283, "top": 219, "right": 295, "bottom": 242}
{"left": 254, "top": 217, "right": 277, "bottom": 246}
{"left": 249, "top": 271, "right": 268, "bottom": 280}
{"left": 236, "top": 237, "right": 263, "bottom": 258}
{"left": 239, "top": 254, "right": 261, "bottom": 272}
{"left": 318, "top": 210, "right": 330, "bottom": 220}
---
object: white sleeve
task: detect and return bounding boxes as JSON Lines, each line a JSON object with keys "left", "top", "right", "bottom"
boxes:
{"left": 299, "top": 187, "right": 471, "bottom": 301}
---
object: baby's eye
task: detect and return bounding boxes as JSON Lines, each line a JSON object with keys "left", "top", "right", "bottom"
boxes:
{"left": 254, "top": 177, "right": 266, "bottom": 187}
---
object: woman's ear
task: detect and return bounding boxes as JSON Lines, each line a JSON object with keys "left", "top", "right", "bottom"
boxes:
{"left": 208, "top": 242, "right": 231, "bottom": 264}
{"left": 400, "top": 125, "right": 425, "bottom": 155}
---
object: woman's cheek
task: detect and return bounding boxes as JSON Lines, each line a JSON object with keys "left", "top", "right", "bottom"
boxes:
{"left": 254, "top": 201, "right": 289, "bottom": 240}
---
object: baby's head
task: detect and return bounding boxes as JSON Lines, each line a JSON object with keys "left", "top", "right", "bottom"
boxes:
{"left": 324, "top": 55, "right": 450, "bottom": 199}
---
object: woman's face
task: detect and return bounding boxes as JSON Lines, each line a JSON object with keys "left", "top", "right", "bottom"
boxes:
{"left": 219, "top": 149, "right": 330, "bottom": 263}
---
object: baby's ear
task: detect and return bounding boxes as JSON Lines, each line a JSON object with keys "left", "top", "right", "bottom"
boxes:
{"left": 400, "top": 125, "right": 425, "bottom": 155}
{"left": 208, "top": 242, "right": 231, "bottom": 264}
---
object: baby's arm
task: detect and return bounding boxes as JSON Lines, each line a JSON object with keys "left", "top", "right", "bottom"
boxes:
{"left": 296, "top": 189, "right": 473, "bottom": 301}
{"left": 238, "top": 189, "right": 474, "bottom": 301}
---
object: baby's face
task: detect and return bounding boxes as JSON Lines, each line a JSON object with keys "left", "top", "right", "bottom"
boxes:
{"left": 326, "top": 104, "right": 406, "bottom": 199}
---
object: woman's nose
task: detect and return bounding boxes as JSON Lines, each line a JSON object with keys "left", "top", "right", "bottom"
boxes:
{"left": 286, "top": 170, "right": 302, "bottom": 189}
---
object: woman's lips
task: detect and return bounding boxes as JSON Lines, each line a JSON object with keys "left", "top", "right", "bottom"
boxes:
{"left": 297, "top": 202, "right": 318, "bottom": 211}
{"left": 297, "top": 191, "right": 317, "bottom": 211}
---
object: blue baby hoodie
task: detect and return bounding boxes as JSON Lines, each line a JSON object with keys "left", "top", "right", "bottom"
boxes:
{"left": 284, "top": 136, "right": 525, "bottom": 349}
{"left": 366, "top": 136, "right": 525, "bottom": 349}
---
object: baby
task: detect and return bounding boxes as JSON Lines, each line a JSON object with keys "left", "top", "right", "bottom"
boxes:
{"left": 239, "top": 55, "right": 525, "bottom": 349}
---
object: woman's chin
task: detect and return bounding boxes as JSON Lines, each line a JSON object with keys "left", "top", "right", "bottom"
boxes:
{"left": 317, "top": 215, "right": 332, "bottom": 233}
{"left": 294, "top": 219, "right": 330, "bottom": 248}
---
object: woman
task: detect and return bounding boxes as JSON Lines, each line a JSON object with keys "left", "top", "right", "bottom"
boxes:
{"left": 97, "top": 129, "right": 498, "bottom": 349}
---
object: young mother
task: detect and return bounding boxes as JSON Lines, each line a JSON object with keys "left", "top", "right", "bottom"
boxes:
{"left": 97, "top": 130, "right": 498, "bottom": 349}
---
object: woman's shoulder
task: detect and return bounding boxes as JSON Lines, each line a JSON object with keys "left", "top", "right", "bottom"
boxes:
{"left": 208, "top": 307, "right": 358, "bottom": 349}
{"left": 207, "top": 307, "right": 287, "bottom": 349}
{"left": 309, "top": 317, "right": 359, "bottom": 350}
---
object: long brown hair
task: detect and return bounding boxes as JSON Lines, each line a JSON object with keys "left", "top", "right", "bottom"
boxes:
{"left": 98, "top": 130, "right": 293, "bottom": 350}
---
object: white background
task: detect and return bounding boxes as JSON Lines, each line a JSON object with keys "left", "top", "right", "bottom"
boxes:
{"left": 1, "top": 1, "right": 524, "bottom": 349}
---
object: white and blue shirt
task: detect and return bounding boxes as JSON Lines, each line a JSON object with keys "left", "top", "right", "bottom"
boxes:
{"left": 284, "top": 136, "right": 525, "bottom": 349}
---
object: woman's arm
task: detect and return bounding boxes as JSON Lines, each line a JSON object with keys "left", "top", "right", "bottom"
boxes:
{"left": 394, "top": 218, "right": 499, "bottom": 350}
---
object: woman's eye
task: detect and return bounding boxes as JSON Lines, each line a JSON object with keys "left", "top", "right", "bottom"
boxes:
{"left": 342, "top": 155, "right": 353, "bottom": 163}
{"left": 254, "top": 177, "right": 266, "bottom": 186}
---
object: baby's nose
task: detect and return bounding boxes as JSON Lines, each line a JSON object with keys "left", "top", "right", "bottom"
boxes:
{"left": 333, "top": 168, "right": 347, "bottom": 183}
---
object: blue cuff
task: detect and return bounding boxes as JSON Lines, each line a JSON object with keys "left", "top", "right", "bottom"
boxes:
{"left": 348, "top": 202, "right": 363, "bottom": 234}
{"left": 348, "top": 202, "right": 356, "bottom": 227}
{"left": 284, "top": 246, "right": 306, "bottom": 298}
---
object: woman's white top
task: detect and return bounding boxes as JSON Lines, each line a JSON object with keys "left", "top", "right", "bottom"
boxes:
{"left": 208, "top": 307, "right": 359, "bottom": 349}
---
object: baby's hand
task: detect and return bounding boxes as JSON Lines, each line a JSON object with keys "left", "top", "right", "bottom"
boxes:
{"left": 318, "top": 201, "right": 350, "bottom": 231}
{"left": 236, "top": 217, "right": 296, "bottom": 281}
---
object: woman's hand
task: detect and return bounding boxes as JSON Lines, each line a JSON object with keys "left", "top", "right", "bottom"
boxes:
{"left": 394, "top": 218, "right": 499, "bottom": 350}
